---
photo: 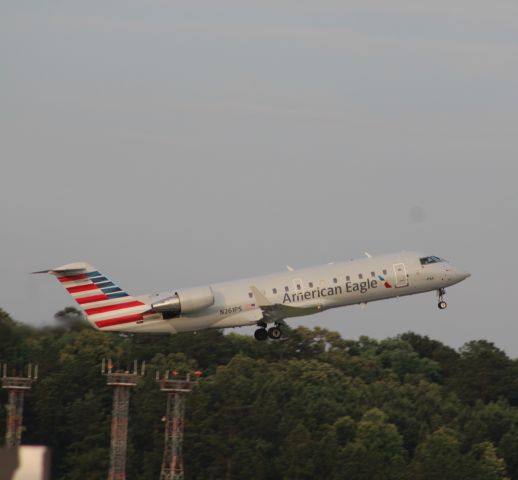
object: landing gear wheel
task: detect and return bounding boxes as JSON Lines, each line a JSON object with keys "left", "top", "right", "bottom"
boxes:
{"left": 254, "top": 328, "right": 268, "bottom": 341}
{"left": 267, "top": 326, "right": 282, "bottom": 340}
{"left": 437, "top": 288, "right": 447, "bottom": 310}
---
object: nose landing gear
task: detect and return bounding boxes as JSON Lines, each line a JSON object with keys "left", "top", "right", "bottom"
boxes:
{"left": 437, "top": 288, "right": 447, "bottom": 309}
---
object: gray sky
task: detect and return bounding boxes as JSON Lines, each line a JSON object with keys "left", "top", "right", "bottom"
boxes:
{"left": 1, "top": 1, "right": 517, "bottom": 354}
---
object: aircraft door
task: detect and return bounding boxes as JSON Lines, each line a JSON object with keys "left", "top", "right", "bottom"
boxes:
{"left": 393, "top": 263, "right": 409, "bottom": 288}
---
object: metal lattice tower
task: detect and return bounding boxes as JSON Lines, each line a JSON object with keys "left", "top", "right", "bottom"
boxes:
{"left": 156, "top": 371, "right": 200, "bottom": 480}
{"left": 102, "top": 359, "right": 144, "bottom": 480}
{"left": 1, "top": 363, "right": 38, "bottom": 449}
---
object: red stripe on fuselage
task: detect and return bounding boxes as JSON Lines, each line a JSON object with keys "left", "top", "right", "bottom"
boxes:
{"left": 95, "top": 313, "right": 145, "bottom": 328}
{"left": 85, "top": 300, "right": 144, "bottom": 316}
{"left": 58, "top": 274, "right": 88, "bottom": 282}
{"left": 66, "top": 283, "right": 98, "bottom": 294}
{"left": 76, "top": 294, "right": 110, "bottom": 305}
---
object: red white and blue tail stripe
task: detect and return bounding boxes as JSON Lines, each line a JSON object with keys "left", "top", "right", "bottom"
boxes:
{"left": 35, "top": 262, "right": 161, "bottom": 330}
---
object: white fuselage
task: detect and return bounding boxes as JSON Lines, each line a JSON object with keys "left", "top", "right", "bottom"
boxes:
{"left": 115, "top": 251, "right": 470, "bottom": 334}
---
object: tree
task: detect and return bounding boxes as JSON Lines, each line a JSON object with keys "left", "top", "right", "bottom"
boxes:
{"left": 459, "top": 399, "right": 518, "bottom": 447}
{"left": 59, "top": 390, "right": 110, "bottom": 480}
{"left": 400, "top": 332, "right": 459, "bottom": 380}
{"left": 277, "top": 423, "right": 316, "bottom": 480}
{"left": 334, "top": 409, "right": 408, "bottom": 480}
{"left": 410, "top": 427, "right": 469, "bottom": 480}
{"left": 450, "top": 341, "right": 518, "bottom": 405}
{"left": 468, "top": 442, "right": 509, "bottom": 480}
{"left": 0, "top": 308, "right": 32, "bottom": 363}
{"left": 4, "top": 308, "right": 518, "bottom": 480}
{"left": 499, "top": 426, "right": 518, "bottom": 480}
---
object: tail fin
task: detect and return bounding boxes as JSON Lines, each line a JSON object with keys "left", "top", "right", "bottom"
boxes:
{"left": 35, "top": 262, "right": 154, "bottom": 330}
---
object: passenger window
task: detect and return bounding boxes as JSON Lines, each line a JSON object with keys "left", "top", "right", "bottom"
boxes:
{"left": 346, "top": 275, "right": 350, "bottom": 281}
{"left": 284, "top": 286, "right": 289, "bottom": 292}
{"left": 371, "top": 272, "right": 375, "bottom": 277}
{"left": 309, "top": 282, "right": 313, "bottom": 288}
{"left": 333, "top": 278, "right": 337, "bottom": 284}
{"left": 297, "top": 284, "right": 301, "bottom": 290}
{"left": 358, "top": 274, "right": 363, "bottom": 280}
{"left": 272, "top": 288, "right": 277, "bottom": 294}
{"left": 248, "top": 292, "right": 253, "bottom": 298}
{"left": 383, "top": 269, "right": 387, "bottom": 275}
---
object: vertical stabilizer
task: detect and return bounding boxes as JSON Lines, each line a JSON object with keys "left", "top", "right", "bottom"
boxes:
{"left": 35, "top": 262, "right": 158, "bottom": 330}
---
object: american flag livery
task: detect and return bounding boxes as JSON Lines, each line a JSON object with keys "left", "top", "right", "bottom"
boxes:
{"left": 40, "top": 262, "right": 161, "bottom": 330}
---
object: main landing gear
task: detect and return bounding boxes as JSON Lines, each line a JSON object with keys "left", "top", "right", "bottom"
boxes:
{"left": 437, "top": 288, "right": 447, "bottom": 310}
{"left": 254, "top": 321, "right": 283, "bottom": 341}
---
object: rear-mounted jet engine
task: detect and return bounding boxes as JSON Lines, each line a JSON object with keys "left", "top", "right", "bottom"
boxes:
{"left": 151, "top": 286, "right": 214, "bottom": 318}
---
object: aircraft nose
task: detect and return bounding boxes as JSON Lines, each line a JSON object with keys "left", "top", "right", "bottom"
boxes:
{"left": 454, "top": 269, "right": 471, "bottom": 282}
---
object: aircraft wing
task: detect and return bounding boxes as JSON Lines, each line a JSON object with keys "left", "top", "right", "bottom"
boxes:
{"left": 250, "top": 286, "right": 323, "bottom": 323}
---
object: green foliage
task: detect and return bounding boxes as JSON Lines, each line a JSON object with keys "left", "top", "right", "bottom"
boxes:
{"left": 400, "top": 331, "right": 460, "bottom": 379}
{"left": 469, "top": 442, "right": 510, "bottom": 480}
{"left": 278, "top": 423, "right": 316, "bottom": 480}
{"left": 0, "top": 308, "right": 33, "bottom": 363}
{"left": 410, "top": 427, "right": 468, "bottom": 480}
{"left": 334, "top": 408, "right": 408, "bottom": 480}
{"left": 450, "top": 340, "right": 518, "bottom": 405}
{"left": 499, "top": 426, "right": 518, "bottom": 479}
{"left": 1, "top": 310, "right": 517, "bottom": 479}
{"left": 59, "top": 390, "right": 110, "bottom": 480}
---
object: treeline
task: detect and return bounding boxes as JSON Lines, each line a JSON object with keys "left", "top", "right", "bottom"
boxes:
{"left": 2, "top": 307, "right": 518, "bottom": 479}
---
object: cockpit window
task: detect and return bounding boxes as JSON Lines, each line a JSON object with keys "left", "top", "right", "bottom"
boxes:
{"left": 419, "top": 256, "right": 444, "bottom": 265}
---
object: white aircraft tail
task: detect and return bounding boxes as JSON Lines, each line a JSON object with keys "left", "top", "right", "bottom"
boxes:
{"left": 35, "top": 262, "right": 153, "bottom": 330}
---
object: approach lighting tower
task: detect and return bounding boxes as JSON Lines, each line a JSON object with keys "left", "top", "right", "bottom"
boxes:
{"left": 156, "top": 369, "right": 202, "bottom": 480}
{"left": 1, "top": 363, "right": 38, "bottom": 449}
{"left": 102, "top": 359, "right": 144, "bottom": 480}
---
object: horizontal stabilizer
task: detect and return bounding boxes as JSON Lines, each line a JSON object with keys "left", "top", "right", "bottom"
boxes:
{"left": 32, "top": 262, "right": 90, "bottom": 275}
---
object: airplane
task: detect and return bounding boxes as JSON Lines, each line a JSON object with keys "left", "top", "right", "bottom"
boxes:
{"left": 35, "top": 252, "right": 470, "bottom": 341}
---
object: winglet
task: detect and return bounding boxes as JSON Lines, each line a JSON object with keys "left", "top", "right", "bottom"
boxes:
{"left": 250, "top": 286, "right": 271, "bottom": 307}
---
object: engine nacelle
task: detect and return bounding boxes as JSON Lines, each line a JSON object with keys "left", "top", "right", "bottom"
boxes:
{"left": 151, "top": 286, "right": 214, "bottom": 316}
